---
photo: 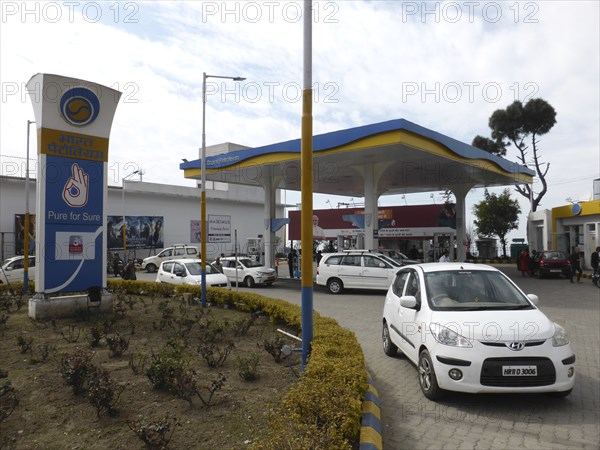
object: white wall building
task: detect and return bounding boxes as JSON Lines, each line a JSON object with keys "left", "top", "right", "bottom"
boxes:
{"left": 0, "top": 174, "right": 286, "bottom": 264}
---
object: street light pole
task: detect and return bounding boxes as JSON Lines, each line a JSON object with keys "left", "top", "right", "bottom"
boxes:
{"left": 122, "top": 170, "right": 139, "bottom": 261}
{"left": 23, "top": 120, "right": 35, "bottom": 292}
{"left": 200, "top": 72, "right": 245, "bottom": 308}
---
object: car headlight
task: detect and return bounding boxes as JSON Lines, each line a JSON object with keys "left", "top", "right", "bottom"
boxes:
{"left": 552, "top": 323, "right": 570, "bottom": 347}
{"left": 256, "top": 271, "right": 269, "bottom": 276}
{"left": 429, "top": 323, "right": 472, "bottom": 348}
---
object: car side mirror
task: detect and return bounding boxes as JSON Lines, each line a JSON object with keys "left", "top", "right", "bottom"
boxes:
{"left": 400, "top": 295, "right": 418, "bottom": 308}
{"left": 174, "top": 269, "right": 185, "bottom": 277}
{"left": 527, "top": 294, "right": 539, "bottom": 305}
{"left": 379, "top": 262, "right": 386, "bottom": 268}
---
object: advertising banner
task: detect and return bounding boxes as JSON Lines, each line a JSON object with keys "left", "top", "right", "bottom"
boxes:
{"left": 107, "top": 215, "right": 164, "bottom": 249}
{"left": 27, "top": 74, "right": 121, "bottom": 294}
{"left": 288, "top": 204, "right": 456, "bottom": 241}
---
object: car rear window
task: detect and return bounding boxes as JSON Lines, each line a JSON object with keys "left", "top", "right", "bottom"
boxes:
{"left": 323, "top": 255, "right": 343, "bottom": 265}
{"left": 543, "top": 252, "right": 565, "bottom": 259}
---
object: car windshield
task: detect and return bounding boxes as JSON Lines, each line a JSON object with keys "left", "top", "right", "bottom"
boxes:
{"left": 237, "top": 258, "right": 263, "bottom": 268}
{"left": 183, "top": 262, "right": 216, "bottom": 275}
{"left": 2, "top": 257, "right": 21, "bottom": 266}
{"left": 424, "top": 270, "right": 532, "bottom": 310}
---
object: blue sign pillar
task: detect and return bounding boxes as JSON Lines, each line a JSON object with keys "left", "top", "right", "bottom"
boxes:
{"left": 27, "top": 74, "right": 121, "bottom": 295}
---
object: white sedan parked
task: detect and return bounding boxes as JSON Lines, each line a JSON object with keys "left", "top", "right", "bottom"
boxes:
{"left": 0, "top": 255, "right": 36, "bottom": 284}
{"left": 382, "top": 263, "right": 575, "bottom": 400}
{"left": 155, "top": 259, "right": 229, "bottom": 287}
{"left": 217, "top": 256, "right": 277, "bottom": 287}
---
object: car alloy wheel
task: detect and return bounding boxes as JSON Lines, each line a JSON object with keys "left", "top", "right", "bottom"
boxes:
{"left": 244, "top": 276, "right": 255, "bottom": 288}
{"left": 382, "top": 322, "right": 398, "bottom": 357}
{"left": 327, "top": 278, "right": 343, "bottom": 294}
{"left": 418, "top": 350, "right": 443, "bottom": 400}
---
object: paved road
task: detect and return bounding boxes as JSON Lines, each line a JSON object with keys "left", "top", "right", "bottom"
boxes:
{"left": 136, "top": 265, "right": 600, "bottom": 449}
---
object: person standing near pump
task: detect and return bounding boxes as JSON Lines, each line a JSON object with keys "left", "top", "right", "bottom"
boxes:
{"left": 439, "top": 249, "right": 451, "bottom": 263}
{"left": 591, "top": 246, "right": 599, "bottom": 285}
{"left": 569, "top": 246, "right": 583, "bottom": 283}
{"left": 287, "top": 249, "right": 297, "bottom": 278}
{"left": 213, "top": 256, "right": 223, "bottom": 273}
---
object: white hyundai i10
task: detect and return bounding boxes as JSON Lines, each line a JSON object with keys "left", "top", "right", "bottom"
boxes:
{"left": 382, "top": 263, "right": 575, "bottom": 400}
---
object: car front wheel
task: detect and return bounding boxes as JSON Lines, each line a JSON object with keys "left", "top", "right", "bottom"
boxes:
{"left": 146, "top": 264, "right": 157, "bottom": 273}
{"left": 244, "top": 276, "right": 256, "bottom": 288}
{"left": 327, "top": 278, "right": 343, "bottom": 294}
{"left": 382, "top": 322, "right": 397, "bottom": 357}
{"left": 418, "top": 350, "right": 443, "bottom": 400}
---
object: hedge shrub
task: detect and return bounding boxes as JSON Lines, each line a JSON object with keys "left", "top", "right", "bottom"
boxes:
{"left": 2, "top": 279, "right": 368, "bottom": 448}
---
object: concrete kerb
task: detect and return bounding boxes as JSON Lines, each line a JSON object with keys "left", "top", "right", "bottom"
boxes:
{"left": 360, "top": 372, "right": 383, "bottom": 450}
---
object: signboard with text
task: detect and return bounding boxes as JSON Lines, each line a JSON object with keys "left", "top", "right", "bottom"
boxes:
{"left": 27, "top": 74, "right": 121, "bottom": 294}
{"left": 190, "top": 215, "right": 231, "bottom": 243}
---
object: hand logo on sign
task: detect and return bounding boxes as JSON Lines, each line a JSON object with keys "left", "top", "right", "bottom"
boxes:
{"left": 62, "top": 163, "right": 89, "bottom": 208}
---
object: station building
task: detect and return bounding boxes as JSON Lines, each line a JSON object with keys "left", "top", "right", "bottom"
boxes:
{"left": 529, "top": 179, "right": 600, "bottom": 269}
{"left": 0, "top": 167, "right": 286, "bottom": 263}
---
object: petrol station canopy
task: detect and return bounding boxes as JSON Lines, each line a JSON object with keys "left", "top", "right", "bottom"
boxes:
{"left": 180, "top": 118, "right": 535, "bottom": 196}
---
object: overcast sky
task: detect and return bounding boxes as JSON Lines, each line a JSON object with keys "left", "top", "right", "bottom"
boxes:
{"left": 1, "top": 1, "right": 598, "bottom": 245}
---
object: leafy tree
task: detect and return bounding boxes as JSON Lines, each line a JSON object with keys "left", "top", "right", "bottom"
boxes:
{"left": 472, "top": 189, "right": 521, "bottom": 257}
{"left": 472, "top": 98, "right": 556, "bottom": 211}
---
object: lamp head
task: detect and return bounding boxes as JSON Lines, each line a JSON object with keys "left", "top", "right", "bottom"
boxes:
{"left": 232, "top": 77, "right": 246, "bottom": 81}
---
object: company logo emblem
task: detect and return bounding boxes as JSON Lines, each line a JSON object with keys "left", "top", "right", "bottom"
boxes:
{"left": 63, "top": 163, "right": 89, "bottom": 207}
{"left": 60, "top": 87, "right": 100, "bottom": 126}
{"left": 506, "top": 342, "right": 526, "bottom": 351}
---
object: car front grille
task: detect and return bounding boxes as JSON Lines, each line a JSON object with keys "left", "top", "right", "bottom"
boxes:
{"left": 480, "top": 357, "right": 556, "bottom": 387}
{"left": 480, "top": 340, "right": 545, "bottom": 348}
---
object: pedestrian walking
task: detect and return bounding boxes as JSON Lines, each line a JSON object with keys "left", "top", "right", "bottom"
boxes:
{"left": 518, "top": 249, "right": 531, "bottom": 277}
{"left": 123, "top": 259, "right": 137, "bottom": 280}
{"left": 113, "top": 252, "right": 123, "bottom": 277}
{"left": 591, "top": 246, "right": 599, "bottom": 282}
{"left": 569, "top": 246, "right": 583, "bottom": 283}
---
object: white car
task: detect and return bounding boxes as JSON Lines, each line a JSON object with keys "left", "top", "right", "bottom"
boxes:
{"left": 218, "top": 256, "right": 277, "bottom": 287}
{"left": 316, "top": 250, "right": 399, "bottom": 294}
{"left": 142, "top": 245, "right": 199, "bottom": 273}
{"left": 155, "top": 259, "right": 229, "bottom": 287}
{"left": 0, "top": 255, "right": 36, "bottom": 284}
{"left": 382, "top": 263, "right": 575, "bottom": 400}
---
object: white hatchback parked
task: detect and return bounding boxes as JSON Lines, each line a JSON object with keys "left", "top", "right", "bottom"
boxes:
{"left": 155, "top": 259, "right": 229, "bottom": 287}
{"left": 382, "top": 263, "right": 575, "bottom": 400}
{"left": 0, "top": 255, "right": 36, "bottom": 284}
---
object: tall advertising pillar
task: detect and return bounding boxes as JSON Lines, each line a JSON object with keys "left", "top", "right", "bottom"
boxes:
{"left": 27, "top": 74, "right": 121, "bottom": 294}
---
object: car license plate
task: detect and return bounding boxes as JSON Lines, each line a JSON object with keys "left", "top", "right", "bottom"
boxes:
{"left": 550, "top": 269, "right": 561, "bottom": 273}
{"left": 502, "top": 365, "right": 537, "bottom": 376}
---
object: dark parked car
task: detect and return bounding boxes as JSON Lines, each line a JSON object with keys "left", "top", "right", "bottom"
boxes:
{"left": 530, "top": 251, "right": 571, "bottom": 279}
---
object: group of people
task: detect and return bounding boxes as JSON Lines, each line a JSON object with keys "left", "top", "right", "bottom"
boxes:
{"left": 112, "top": 253, "right": 137, "bottom": 280}
{"left": 518, "top": 246, "right": 599, "bottom": 284}
{"left": 517, "top": 248, "right": 536, "bottom": 277}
